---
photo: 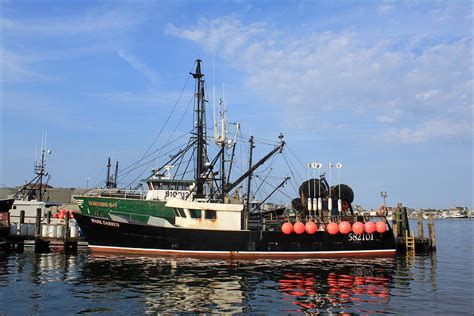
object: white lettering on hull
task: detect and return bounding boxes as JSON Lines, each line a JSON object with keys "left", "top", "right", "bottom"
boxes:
{"left": 91, "top": 218, "right": 120, "bottom": 227}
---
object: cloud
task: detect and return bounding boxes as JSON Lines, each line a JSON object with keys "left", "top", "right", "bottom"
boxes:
{"left": 0, "top": 49, "right": 53, "bottom": 82}
{"left": 2, "top": 4, "right": 148, "bottom": 83}
{"left": 382, "top": 118, "right": 472, "bottom": 143}
{"left": 167, "top": 15, "right": 472, "bottom": 144}
{"left": 377, "top": 4, "right": 394, "bottom": 14}
{"left": 2, "top": 9, "right": 143, "bottom": 36}
{"left": 117, "top": 49, "right": 160, "bottom": 87}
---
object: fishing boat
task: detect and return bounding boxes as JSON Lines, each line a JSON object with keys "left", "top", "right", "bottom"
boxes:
{"left": 75, "top": 59, "right": 396, "bottom": 258}
{"left": 9, "top": 140, "right": 66, "bottom": 222}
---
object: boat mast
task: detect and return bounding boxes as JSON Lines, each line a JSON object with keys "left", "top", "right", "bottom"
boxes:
{"left": 214, "top": 97, "right": 227, "bottom": 203}
{"left": 245, "top": 136, "right": 255, "bottom": 218}
{"left": 106, "top": 158, "right": 112, "bottom": 189}
{"left": 35, "top": 147, "right": 48, "bottom": 201}
{"left": 191, "top": 59, "right": 207, "bottom": 197}
{"left": 114, "top": 161, "right": 119, "bottom": 188}
{"left": 34, "top": 133, "right": 51, "bottom": 201}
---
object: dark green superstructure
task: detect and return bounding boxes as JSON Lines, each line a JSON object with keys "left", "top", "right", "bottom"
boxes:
{"left": 74, "top": 196, "right": 176, "bottom": 224}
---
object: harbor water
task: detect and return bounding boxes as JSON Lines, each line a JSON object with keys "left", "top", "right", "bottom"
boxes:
{"left": 0, "top": 219, "right": 472, "bottom": 314}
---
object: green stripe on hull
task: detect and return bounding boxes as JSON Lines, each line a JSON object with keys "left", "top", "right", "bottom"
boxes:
{"left": 74, "top": 196, "right": 175, "bottom": 224}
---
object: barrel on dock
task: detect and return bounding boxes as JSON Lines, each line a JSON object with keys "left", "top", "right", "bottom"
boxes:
{"left": 19, "top": 224, "right": 28, "bottom": 236}
{"left": 56, "top": 225, "right": 64, "bottom": 239}
{"left": 48, "top": 225, "right": 56, "bottom": 238}
{"left": 70, "top": 225, "right": 79, "bottom": 238}
{"left": 27, "top": 224, "right": 35, "bottom": 237}
{"left": 9, "top": 223, "right": 17, "bottom": 236}
{"left": 41, "top": 224, "right": 49, "bottom": 237}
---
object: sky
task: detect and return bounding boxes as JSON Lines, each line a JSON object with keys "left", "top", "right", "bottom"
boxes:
{"left": 1, "top": 0, "right": 472, "bottom": 209}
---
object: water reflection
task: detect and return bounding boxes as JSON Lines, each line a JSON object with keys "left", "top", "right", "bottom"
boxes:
{"left": 0, "top": 251, "right": 444, "bottom": 314}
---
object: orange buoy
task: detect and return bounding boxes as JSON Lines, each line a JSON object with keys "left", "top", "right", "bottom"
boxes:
{"left": 282, "top": 222, "right": 294, "bottom": 234}
{"left": 294, "top": 222, "right": 305, "bottom": 234}
{"left": 327, "top": 222, "right": 339, "bottom": 235}
{"left": 364, "top": 221, "right": 376, "bottom": 234}
{"left": 305, "top": 221, "right": 318, "bottom": 234}
{"left": 352, "top": 222, "right": 364, "bottom": 235}
{"left": 376, "top": 221, "right": 387, "bottom": 233}
{"left": 339, "top": 221, "right": 351, "bottom": 234}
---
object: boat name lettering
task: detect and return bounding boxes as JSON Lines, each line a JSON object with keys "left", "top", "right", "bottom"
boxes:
{"left": 88, "top": 201, "right": 118, "bottom": 208}
{"left": 165, "top": 191, "right": 190, "bottom": 199}
{"left": 348, "top": 233, "right": 374, "bottom": 241}
{"left": 91, "top": 218, "right": 120, "bottom": 227}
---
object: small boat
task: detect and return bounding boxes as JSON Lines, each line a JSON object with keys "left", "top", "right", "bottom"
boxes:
{"left": 9, "top": 141, "right": 64, "bottom": 225}
{"left": 75, "top": 60, "right": 396, "bottom": 258}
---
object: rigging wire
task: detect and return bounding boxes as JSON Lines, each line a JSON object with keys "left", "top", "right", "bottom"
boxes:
{"left": 124, "top": 63, "right": 194, "bottom": 175}
{"left": 122, "top": 134, "right": 195, "bottom": 187}
{"left": 282, "top": 151, "right": 301, "bottom": 198}
{"left": 95, "top": 62, "right": 196, "bottom": 189}
{"left": 117, "top": 130, "right": 193, "bottom": 181}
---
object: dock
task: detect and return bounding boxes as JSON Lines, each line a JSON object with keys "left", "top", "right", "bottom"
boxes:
{"left": 392, "top": 203, "right": 436, "bottom": 253}
{"left": 1, "top": 209, "right": 85, "bottom": 253}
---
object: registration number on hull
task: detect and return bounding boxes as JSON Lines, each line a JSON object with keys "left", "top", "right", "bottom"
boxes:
{"left": 348, "top": 232, "right": 374, "bottom": 241}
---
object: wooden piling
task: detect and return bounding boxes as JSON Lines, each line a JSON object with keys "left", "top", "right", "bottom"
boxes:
{"left": 64, "top": 212, "right": 69, "bottom": 242}
{"left": 428, "top": 213, "right": 436, "bottom": 250}
{"left": 401, "top": 206, "right": 410, "bottom": 236}
{"left": 19, "top": 210, "right": 25, "bottom": 234}
{"left": 417, "top": 209, "right": 424, "bottom": 239}
{"left": 47, "top": 210, "right": 51, "bottom": 224}
{"left": 19, "top": 210, "right": 25, "bottom": 224}
{"left": 392, "top": 210, "right": 398, "bottom": 238}
{"left": 35, "top": 208, "right": 42, "bottom": 237}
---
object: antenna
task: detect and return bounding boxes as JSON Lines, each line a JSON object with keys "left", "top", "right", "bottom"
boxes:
{"left": 306, "top": 163, "right": 312, "bottom": 213}
{"left": 213, "top": 56, "right": 217, "bottom": 142}
{"left": 336, "top": 162, "right": 343, "bottom": 212}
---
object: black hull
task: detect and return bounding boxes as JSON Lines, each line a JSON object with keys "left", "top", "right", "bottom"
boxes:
{"left": 0, "top": 227, "right": 9, "bottom": 238}
{"left": 74, "top": 213, "right": 396, "bottom": 258}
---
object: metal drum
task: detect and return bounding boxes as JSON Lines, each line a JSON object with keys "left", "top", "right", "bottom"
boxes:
{"left": 56, "top": 225, "right": 64, "bottom": 239}
{"left": 70, "top": 225, "right": 79, "bottom": 238}
{"left": 41, "top": 224, "right": 49, "bottom": 237}
{"left": 9, "top": 223, "right": 17, "bottom": 235}
{"left": 20, "top": 224, "right": 28, "bottom": 236}
{"left": 48, "top": 225, "right": 56, "bottom": 238}
{"left": 27, "top": 224, "right": 35, "bottom": 237}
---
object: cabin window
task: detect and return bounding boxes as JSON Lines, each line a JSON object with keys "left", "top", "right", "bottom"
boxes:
{"left": 153, "top": 183, "right": 165, "bottom": 190}
{"left": 205, "top": 210, "right": 216, "bottom": 220}
{"left": 13, "top": 206, "right": 17, "bottom": 209}
{"left": 173, "top": 208, "right": 181, "bottom": 217}
{"left": 189, "top": 209, "right": 201, "bottom": 219}
{"left": 178, "top": 208, "right": 186, "bottom": 217}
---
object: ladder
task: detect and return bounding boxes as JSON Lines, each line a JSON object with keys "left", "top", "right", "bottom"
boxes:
{"left": 405, "top": 230, "right": 415, "bottom": 252}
